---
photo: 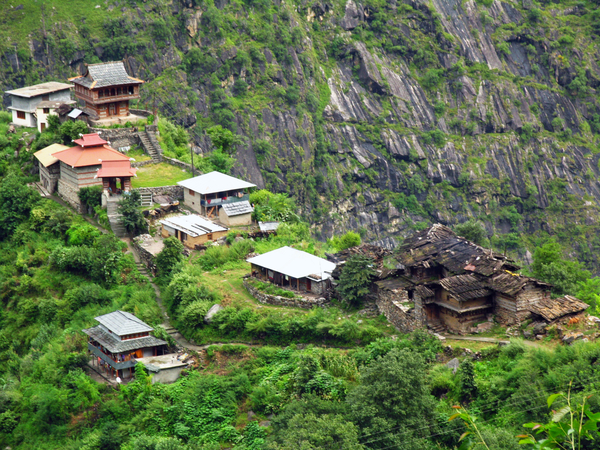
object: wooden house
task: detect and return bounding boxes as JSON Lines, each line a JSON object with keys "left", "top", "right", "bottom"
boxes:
{"left": 83, "top": 310, "right": 167, "bottom": 380}
{"left": 51, "top": 133, "right": 134, "bottom": 208}
{"left": 70, "top": 61, "right": 143, "bottom": 125}
{"left": 247, "top": 246, "right": 337, "bottom": 295}
{"left": 160, "top": 214, "right": 228, "bottom": 249}
{"left": 178, "top": 171, "right": 256, "bottom": 224}
{"left": 6, "top": 81, "right": 72, "bottom": 128}
{"left": 33, "top": 143, "right": 69, "bottom": 193}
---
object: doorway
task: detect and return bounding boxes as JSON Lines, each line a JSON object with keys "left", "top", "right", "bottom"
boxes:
{"left": 109, "top": 103, "right": 116, "bottom": 116}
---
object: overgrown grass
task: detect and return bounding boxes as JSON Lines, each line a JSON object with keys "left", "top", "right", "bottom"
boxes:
{"left": 131, "top": 162, "right": 191, "bottom": 188}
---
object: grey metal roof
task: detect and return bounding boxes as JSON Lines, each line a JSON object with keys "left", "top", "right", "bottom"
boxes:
{"left": 6, "top": 82, "right": 72, "bottom": 98}
{"left": 94, "top": 310, "right": 154, "bottom": 336}
{"left": 221, "top": 200, "right": 254, "bottom": 216}
{"left": 178, "top": 171, "right": 256, "bottom": 195}
{"left": 259, "top": 221, "right": 280, "bottom": 232}
{"left": 72, "top": 61, "right": 143, "bottom": 89}
{"left": 68, "top": 108, "right": 83, "bottom": 118}
{"left": 160, "top": 214, "right": 227, "bottom": 237}
{"left": 83, "top": 325, "right": 166, "bottom": 353}
{"left": 247, "top": 246, "right": 337, "bottom": 281}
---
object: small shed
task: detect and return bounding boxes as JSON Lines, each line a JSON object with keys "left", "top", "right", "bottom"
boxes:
{"left": 219, "top": 200, "right": 254, "bottom": 226}
{"left": 247, "top": 246, "right": 337, "bottom": 295}
{"left": 160, "top": 214, "right": 228, "bottom": 249}
{"left": 33, "top": 143, "right": 69, "bottom": 193}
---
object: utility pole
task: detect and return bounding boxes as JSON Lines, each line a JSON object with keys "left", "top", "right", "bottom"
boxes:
{"left": 190, "top": 145, "right": 195, "bottom": 177}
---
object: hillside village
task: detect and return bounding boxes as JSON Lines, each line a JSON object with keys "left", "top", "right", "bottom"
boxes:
{"left": 6, "top": 60, "right": 598, "bottom": 380}
{"left": 2, "top": 38, "right": 600, "bottom": 448}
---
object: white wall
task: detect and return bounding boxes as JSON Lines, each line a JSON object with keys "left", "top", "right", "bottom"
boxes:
{"left": 11, "top": 109, "right": 36, "bottom": 127}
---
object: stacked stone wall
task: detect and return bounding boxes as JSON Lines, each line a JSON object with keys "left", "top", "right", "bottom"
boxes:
{"left": 163, "top": 156, "right": 196, "bottom": 173}
{"left": 243, "top": 277, "right": 329, "bottom": 309}
{"left": 132, "top": 239, "right": 158, "bottom": 275}
{"left": 132, "top": 185, "right": 184, "bottom": 200}
{"left": 375, "top": 288, "right": 420, "bottom": 333}
{"left": 57, "top": 179, "right": 82, "bottom": 210}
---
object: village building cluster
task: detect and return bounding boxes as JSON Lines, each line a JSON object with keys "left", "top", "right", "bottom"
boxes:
{"left": 329, "top": 224, "right": 589, "bottom": 334}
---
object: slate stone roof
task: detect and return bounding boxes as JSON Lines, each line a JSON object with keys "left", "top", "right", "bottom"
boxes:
{"left": 95, "top": 310, "right": 154, "bottom": 336}
{"left": 489, "top": 272, "right": 551, "bottom": 296}
{"left": 221, "top": 200, "right": 254, "bottom": 216}
{"left": 436, "top": 274, "right": 492, "bottom": 302}
{"left": 83, "top": 325, "right": 166, "bottom": 353}
{"left": 397, "top": 224, "right": 520, "bottom": 277}
{"left": 71, "top": 61, "right": 143, "bottom": 89}
{"left": 528, "top": 295, "right": 589, "bottom": 321}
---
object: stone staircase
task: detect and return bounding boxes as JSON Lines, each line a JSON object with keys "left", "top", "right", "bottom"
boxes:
{"left": 139, "top": 130, "right": 162, "bottom": 163}
{"left": 428, "top": 320, "right": 447, "bottom": 334}
{"left": 107, "top": 199, "right": 127, "bottom": 237}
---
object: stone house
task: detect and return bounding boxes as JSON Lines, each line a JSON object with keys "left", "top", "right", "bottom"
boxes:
{"left": 247, "top": 246, "right": 337, "bottom": 295}
{"left": 83, "top": 310, "right": 167, "bottom": 380}
{"left": 178, "top": 171, "right": 256, "bottom": 224}
{"left": 6, "top": 81, "right": 72, "bottom": 128}
{"left": 33, "top": 143, "right": 69, "bottom": 193}
{"left": 70, "top": 61, "right": 144, "bottom": 126}
{"left": 51, "top": 133, "right": 134, "bottom": 207}
{"left": 160, "top": 214, "right": 228, "bottom": 249}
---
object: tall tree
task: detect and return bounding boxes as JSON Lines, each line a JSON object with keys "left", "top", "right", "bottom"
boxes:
{"left": 0, "top": 174, "right": 39, "bottom": 241}
{"left": 336, "top": 255, "right": 376, "bottom": 307}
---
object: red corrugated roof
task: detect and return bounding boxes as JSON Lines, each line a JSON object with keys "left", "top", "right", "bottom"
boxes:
{"left": 52, "top": 144, "right": 130, "bottom": 167}
{"left": 73, "top": 133, "right": 108, "bottom": 147}
{"left": 96, "top": 160, "right": 137, "bottom": 178}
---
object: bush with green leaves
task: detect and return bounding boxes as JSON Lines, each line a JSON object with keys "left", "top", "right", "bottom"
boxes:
{"left": 453, "top": 219, "right": 488, "bottom": 246}
{"left": 155, "top": 236, "right": 185, "bottom": 277}
{"left": 328, "top": 231, "right": 361, "bottom": 252}
{"left": 336, "top": 255, "right": 376, "bottom": 307}
{"left": 117, "top": 191, "right": 147, "bottom": 236}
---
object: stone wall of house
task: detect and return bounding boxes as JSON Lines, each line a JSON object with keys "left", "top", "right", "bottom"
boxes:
{"left": 132, "top": 239, "right": 158, "bottom": 275}
{"left": 57, "top": 178, "right": 82, "bottom": 210}
{"left": 132, "top": 185, "right": 184, "bottom": 200}
{"left": 375, "top": 288, "right": 421, "bottom": 333}
{"left": 516, "top": 285, "right": 546, "bottom": 321}
{"left": 243, "top": 277, "right": 329, "bottom": 309}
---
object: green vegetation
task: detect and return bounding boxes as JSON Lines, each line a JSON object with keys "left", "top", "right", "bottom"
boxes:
{"left": 131, "top": 163, "right": 191, "bottom": 188}
{"left": 337, "top": 255, "right": 377, "bottom": 307}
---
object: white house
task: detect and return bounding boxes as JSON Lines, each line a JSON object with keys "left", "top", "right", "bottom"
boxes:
{"left": 6, "top": 82, "right": 72, "bottom": 128}
{"left": 35, "top": 99, "right": 75, "bottom": 132}
{"left": 178, "top": 171, "right": 256, "bottom": 224}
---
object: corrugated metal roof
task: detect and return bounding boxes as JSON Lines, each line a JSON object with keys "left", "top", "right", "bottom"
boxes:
{"left": 6, "top": 81, "right": 72, "bottom": 98}
{"left": 178, "top": 171, "right": 256, "bottom": 195}
{"left": 34, "top": 143, "right": 69, "bottom": 167}
{"left": 83, "top": 325, "right": 166, "bottom": 353}
{"left": 221, "top": 200, "right": 254, "bottom": 216}
{"left": 72, "top": 61, "right": 143, "bottom": 89}
{"left": 160, "top": 214, "right": 227, "bottom": 238}
{"left": 94, "top": 310, "right": 154, "bottom": 336}
{"left": 259, "top": 221, "right": 280, "bottom": 232}
{"left": 247, "top": 246, "right": 337, "bottom": 281}
{"left": 68, "top": 108, "right": 83, "bottom": 118}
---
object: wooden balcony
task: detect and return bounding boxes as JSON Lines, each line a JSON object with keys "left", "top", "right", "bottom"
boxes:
{"left": 201, "top": 193, "right": 249, "bottom": 207}
{"left": 88, "top": 342, "right": 138, "bottom": 370}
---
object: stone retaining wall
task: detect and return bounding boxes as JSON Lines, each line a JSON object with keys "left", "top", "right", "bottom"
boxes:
{"left": 243, "top": 277, "right": 329, "bottom": 309}
{"left": 89, "top": 127, "right": 141, "bottom": 152}
{"left": 132, "top": 185, "right": 184, "bottom": 199}
{"left": 132, "top": 239, "right": 157, "bottom": 275}
{"left": 130, "top": 109, "right": 152, "bottom": 118}
{"left": 132, "top": 160, "right": 154, "bottom": 168}
{"left": 163, "top": 156, "right": 198, "bottom": 174}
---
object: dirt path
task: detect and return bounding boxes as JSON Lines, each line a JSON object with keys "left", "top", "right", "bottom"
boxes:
{"left": 442, "top": 336, "right": 510, "bottom": 345}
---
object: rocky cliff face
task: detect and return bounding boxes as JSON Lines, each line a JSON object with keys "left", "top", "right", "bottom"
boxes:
{"left": 2, "top": 0, "right": 600, "bottom": 268}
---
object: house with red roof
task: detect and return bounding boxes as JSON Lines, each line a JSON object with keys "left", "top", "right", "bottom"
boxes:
{"left": 48, "top": 133, "right": 136, "bottom": 208}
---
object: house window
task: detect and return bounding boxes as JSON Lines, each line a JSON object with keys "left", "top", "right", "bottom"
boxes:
{"left": 99, "top": 90, "right": 104, "bottom": 98}
{"left": 207, "top": 233, "right": 213, "bottom": 240}
{"left": 16, "top": 111, "right": 25, "bottom": 120}
{"left": 129, "top": 86, "right": 134, "bottom": 95}
{"left": 189, "top": 189, "right": 195, "bottom": 196}
{"left": 43, "top": 108, "right": 50, "bottom": 114}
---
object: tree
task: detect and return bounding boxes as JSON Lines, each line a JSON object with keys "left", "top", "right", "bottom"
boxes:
{"left": 78, "top": 186, "right": 103, "bottom": 213}
{"left": 347, "top": 348, "right": 438, "bottom": 450}
{"left": 206, "top": 125, "right": 242, "bottom": 154}
{"left": 459, "top": 359, "right": 477, "bottom": 402}
{"left": 267, "top": 413, "right": 365, "bottom": 450}
{"left": 329, "top": 231, "right": 361, "bottom": 252}
{"left": 531, "top": 241, "right": 590, "bottom": 296}
{"left": 454, "top": 220, "right": 488, "bottom": 246}
{"left": 117, "top": 191, "right": 147, "bottom": 236}
{"left": 336, "top": 255, "right": 376, "bottom": 307}
{"left": 58, "top": 120, "right": 89, "bottom": 144}
{"left": 0, "top": 174, "right": 39, "bottom": 241}
{"left": 155, "top": 237, "right": 184, "bottom": 277}
{"left": 209, "top": 148, "right": 235, "bottom": 174}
